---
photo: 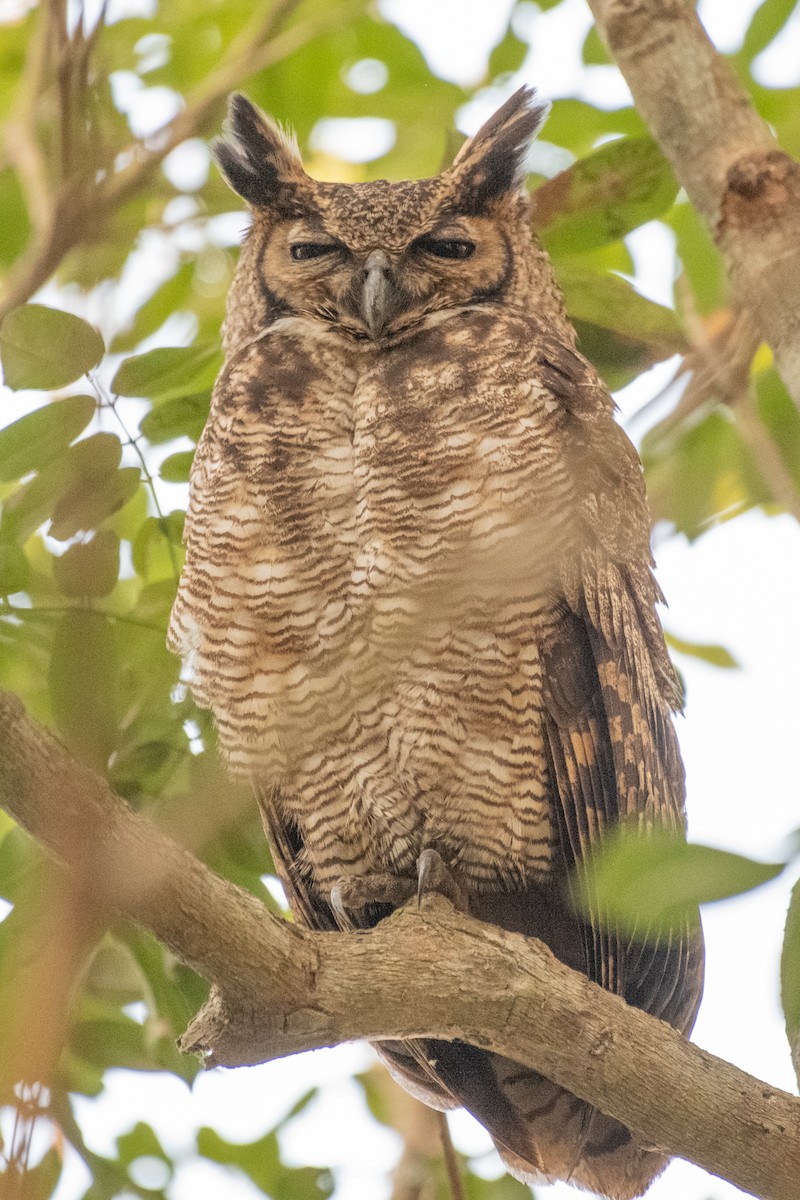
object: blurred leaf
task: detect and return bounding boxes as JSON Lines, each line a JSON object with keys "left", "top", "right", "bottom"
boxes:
{"left": 574, "top": 828, "right": 785, "bottom": 933}
{"left": 47, "top": 431, "right": 140, "bottom": 540}
{"left": 110, "top": 262, "right": 195, "bottom": 352}
{"left": 48, "top": 609, "right": 118, "bottom": 770}
{"left": 139, "top": 391, "right": 211, "bottom": 444}
{"left": 557, "top": 264, "right": 686, "bottom": 355}
{"left": 781, "top": 879, "right": 800, "bottom": 1082}
{"left": 582, "top": 25, "right": 611, "bottom": 65}
{"left": 132, "top": 512, "right": 184, "bottom": 581}
{"left": 0, "top": 305, "right": 103, "bottom": 390}
{"left": 112, "top": 344, "right": 221, "bottom": 401}
{"left": 556, "top": 262, "right": 686, "bottom": 387}
{"left": 488, "top": 24, "right": 528, "bottom": 77}
{"left": 740, "top": 0, "right": 799, "bottom": 61}
{"left": 465, "top": 1172, "right": 533, "bottom": 1198}
{"left": 0, "top": 543, "right": 30, "bottom": 595}
{"left": 0, "top": 395, "right": 96, "bottom": 483}
{"left": 160, "top": 450, "right": 194, "bottom": 482}
{"left": 117, "top": 1121, "right": 171, "bottom": 1166}
{"left": 643, "top": 408, "right": 768, "bottom": 538}
{"left": 665, "top": 632, "right": 740, "bottom": 669}
{"left": 198, "top": 1126, "right": 333, "bottom": 1198}
{"left": 756, "top": 367, "right": 800, "bottom": 490}
{"left": 0, "top": 168, "right": 32, "bottom": 267}
{"left": 53, "top": 530, "right": 120, "bottom": 598}
{"left": 670, "top": 202, "right": 726, "bottom": 315}
{"left": 536, "top": 138, "right": 677, "bottom": 254}
{"left": 540, "top": 100, "right": 646, "bottom": 157}
{"left": 7, "top": 1148, "right": 63, "bottom": 1199}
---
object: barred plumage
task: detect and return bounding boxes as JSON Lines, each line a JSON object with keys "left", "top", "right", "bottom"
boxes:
{"left": 168, "top": 88, "right": 704, "bottom": 1199}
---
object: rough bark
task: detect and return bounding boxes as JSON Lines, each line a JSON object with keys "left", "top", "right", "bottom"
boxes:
{"left": 587, "top": 0, "right": 800, "bottom": 405}
{"left": 1, "top": 688, "right": 799, "bottom": 1200}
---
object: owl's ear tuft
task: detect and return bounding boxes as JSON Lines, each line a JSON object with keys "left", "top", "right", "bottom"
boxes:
{"left": 448, "top": 87, "right": 550, "bottom": 214}
{"left": 214, "top": 93, "right": 306, "bottom": 208}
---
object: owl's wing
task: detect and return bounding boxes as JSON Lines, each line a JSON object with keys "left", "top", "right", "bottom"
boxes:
{"left": 254, "top": 783, "right": 338, "bottom": 932}
{"left": 537, "top": 334, "right": 704, "bottom": 1034}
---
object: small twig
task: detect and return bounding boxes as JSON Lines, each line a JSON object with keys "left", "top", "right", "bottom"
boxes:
{"left": 436, "top": 1112, "right": 466, "bottom": 1200}
{"left": 1, "top": 605, "right": 167, "bottom": 635}
{"left": 89, "top": 371, "right": 180, "bottom": 581}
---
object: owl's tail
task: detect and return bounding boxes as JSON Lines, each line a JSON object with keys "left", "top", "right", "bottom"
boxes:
{"left": 378, "top": 1037, "right": 666, "bottom": 1200}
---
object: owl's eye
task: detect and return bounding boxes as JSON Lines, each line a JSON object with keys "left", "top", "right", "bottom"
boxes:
{"left": 290, "top": 242, "right": 340, "bottom": 262}
{"left": 415, "top": 236, "right": 476, "bottom": 261}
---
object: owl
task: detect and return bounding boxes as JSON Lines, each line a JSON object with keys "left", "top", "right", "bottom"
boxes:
{"left": 168, "top": 88, "right": 704, "bottom": 1199}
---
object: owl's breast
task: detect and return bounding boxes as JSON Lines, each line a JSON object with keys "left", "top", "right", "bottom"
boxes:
{"left": 170, "top": 310, "right": 578, "bottom": 785}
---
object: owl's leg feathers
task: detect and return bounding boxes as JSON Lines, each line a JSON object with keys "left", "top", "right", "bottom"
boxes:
{"left": 416, "top": 848, "right": 468, "bottom": 912}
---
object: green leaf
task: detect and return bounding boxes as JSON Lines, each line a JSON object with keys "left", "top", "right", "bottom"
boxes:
{"left": 557, "top": 265, "right": 686, "bottom": 354}
{"left": 53, "top": 530, "right": 120, "bottom": 598}
{"left": 198, "top": 1126, "right": 333, "bottom": 1198}
{"left": 48, "top": 432, "right": 140, "bottom": 540}
{"left": 48, "top": 609, "right": 118, "bottom": 770}
{"left": 574, "top": 828, "right": 785, "bottom": 933}
{"left": 117, "top": 1121, "right": 170, "bottom": 1167}
{"left": 642, "top": 409, "right": 768, "bottom": 539}
{"left": 536, "top": 137, "right": 678, "bottom": 254}
{"left": 0, "top": 305, "right": 104, "bottom": 390}
{"left": 111, "top": 344, "right": 221, "bottom": 401}
{"left": 781, "top": 879, "right": 800, "bottom": 1079}
{"left": 0, "top": 168, "right": 32, "bottom": 268}
{"left": 159, "top": 450, "right": 194, "bottom": 482}
{"left": 110, "top": 262, "right": 195, "bottom": 353}
{"left": 665, "top": 632, "right": 740, "bottom": 669}
{"left": 0, "top": 544, "right": 30, "bottom": 595}
{"left": 741, "top": 0, "right": 799, "bottom": 61}
{"left": 139, "top": 391, "right": 210, "bottom": 444}
{"left": 8, "top": 1148, "right": 63, "bottom": 1199}
{"left": 756, "top": 367, "right": 800, "bottom": 491}
{"left": 132, "top": 512, "right": 184, "bottom": 581}
{"left": 0, "top": 395, "right": 96, "bottom": 482}
{"left": 670, "top": 201, "right": 726, "bottom": 315}
{"left": 488, "top": 24, "right": 528, "bottom": 77}
{"left": 582, "top": 25, "right": 611, "bottom": 65}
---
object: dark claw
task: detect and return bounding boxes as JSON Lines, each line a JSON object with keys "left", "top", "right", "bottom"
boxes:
{"left": 416, "top": 848, "right": 468, "bottom": 911}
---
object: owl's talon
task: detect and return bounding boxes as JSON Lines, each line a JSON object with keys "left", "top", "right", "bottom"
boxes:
{"left": 330, "top": 884, "right": 356, "bottom": 931}
{"left": 416, "top": 848, "right": 467, "bottom": 912}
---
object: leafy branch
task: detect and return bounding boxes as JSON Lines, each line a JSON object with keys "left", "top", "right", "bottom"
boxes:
{"left": 0, "top": 0, "right": 364, "bottom": 321}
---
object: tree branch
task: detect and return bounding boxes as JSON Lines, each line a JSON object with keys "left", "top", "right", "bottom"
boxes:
{"left": 0, "top": 0, "right": 362, "bottom": 322}
{"left": 587, "top": 0, "right": 800, "bottom": 405}
{"left": 1, "top": 687, "right": 799, "bottom": 1200}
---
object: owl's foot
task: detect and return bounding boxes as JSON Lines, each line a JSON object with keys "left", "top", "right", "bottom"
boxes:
{"left": 329, "top": 853, "right": 467, "bottom": 928}
{"left": 416, "top": 848, "right": 468, "bottom": 913}
{"left": 329, "top": 873, "right": 417, "bottom": 929}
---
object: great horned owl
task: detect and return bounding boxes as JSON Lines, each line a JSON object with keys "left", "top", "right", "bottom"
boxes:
{"left": 169, "top": 89, "right": 704, "bottom": 1199}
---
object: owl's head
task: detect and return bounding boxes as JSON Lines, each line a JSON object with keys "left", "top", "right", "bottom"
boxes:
{"left": 215, "top": 89, "right": 550, "bottom": 341}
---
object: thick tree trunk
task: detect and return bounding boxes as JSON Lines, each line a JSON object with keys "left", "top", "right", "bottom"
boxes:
{"left": 587, "top": 0, "right": 800, "bottom": 404}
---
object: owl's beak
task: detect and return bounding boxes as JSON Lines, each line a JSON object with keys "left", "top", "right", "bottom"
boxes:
{"left": 360, "top": 250, "right": 400, "bottom": 339}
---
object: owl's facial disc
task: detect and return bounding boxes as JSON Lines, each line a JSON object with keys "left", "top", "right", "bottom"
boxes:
{"left": 261, "top": 211, "right": 514, "bottom": 341}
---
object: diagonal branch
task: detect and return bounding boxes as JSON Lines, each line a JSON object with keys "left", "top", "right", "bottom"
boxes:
{"left": 587, "top": 0, "right": 800, "bottom": 405}
{"left": 1, "top": 687, "right": 799, "bottom": 1200}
